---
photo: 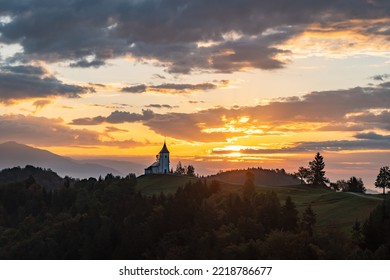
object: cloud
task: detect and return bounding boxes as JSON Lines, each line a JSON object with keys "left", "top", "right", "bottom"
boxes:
{"left": 105, "top": 126, "right": 127, "bottom": 133}
{"left": 371, "top": 74, "right": 390, "bottom": 81}
{"left": 145, "top": 104, "right": 178, "bottom": 110}
{"left": 0, "top": 64, "right": 95, "bottom": 103}
{"left": 152, "top": 74, "right": 166, "bottom": 79}
{"left": 69, "top": 59, "right": 106, "bottom": 68}
{"left": 1, "top": 1, "right": 388, "bottom": 73}
{"left": 0, "top": 114, "right": 143, "bottom": 148}
{"left": 71, "top": 109, "right": 155, "bottom": 125}
{"left": 121, "top": 80, "right": 229, "bottom": 94}
{"left": 347, "top": 110, "right": 390, "bottom": 131}
{"left": 32, "top": 99, "right": 52, "bottom": 112}
{"left": 188, "top": 100, "right": 205, "bottom": 104}
{"left": 70, "top": 82, "right": 390, "bottom": 143}
{"left": 354, "top": 132, "right": 390, "bottom": 140}
{"left": 213, "top": 132, "right": 390, "bottom": 155}
{"left": 0, "top": 114, "right": 100, "bottom": 146}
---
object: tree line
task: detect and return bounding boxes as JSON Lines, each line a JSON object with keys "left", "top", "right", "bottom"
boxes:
{"left": 0, "top": 166, "right": 389, "bottom": 259}
{"left": 295, "top": 152, "right": 390, "bottom": 194}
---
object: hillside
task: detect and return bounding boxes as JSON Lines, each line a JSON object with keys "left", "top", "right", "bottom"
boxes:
{"left": 0, "top": 167, "right": 385, "bottom": 259}
{"left": 253, "top": 184, "right": 382, "bottom": 233}
{"left": 208, "top": 167, "right": 301, "bottom": 186}
{"left": 136, "top": 174, "right": 200, "bottom": 195}
{"left": 136, "top": 174, "right": 382, "bottom": 233}
{"left": 0, "top": 165, "right": 64, "bottom": 190}
{"left": 0, "top": 141, "right": 121, "bottom": 179}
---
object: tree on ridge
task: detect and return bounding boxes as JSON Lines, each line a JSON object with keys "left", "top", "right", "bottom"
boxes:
{"left": 375, "top": 166, "right": 390, "bottom": 195}
{"left": 307, "top": 152, "right": 328, "bottom": 186}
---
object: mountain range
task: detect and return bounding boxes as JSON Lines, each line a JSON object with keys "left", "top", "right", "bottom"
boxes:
{"left": 0, "top": 141, "right": 144, "bottom": 179}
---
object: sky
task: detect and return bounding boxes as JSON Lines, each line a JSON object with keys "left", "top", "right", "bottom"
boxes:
{"left": 1, "top": 0, "right": 390, "bottom": 189}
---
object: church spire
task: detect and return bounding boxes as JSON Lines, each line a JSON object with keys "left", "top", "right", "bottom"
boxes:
{"left": 159, "top": 138, "right": 169, "bottom": 153}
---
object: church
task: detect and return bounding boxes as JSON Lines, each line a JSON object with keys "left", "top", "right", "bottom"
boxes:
{"left": 144, "top": 141, "right": 170, "bottom": 174}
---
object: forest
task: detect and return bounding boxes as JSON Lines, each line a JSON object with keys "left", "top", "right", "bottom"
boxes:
{"left": 0, "top": 166, "right": 389, "bottom": 259}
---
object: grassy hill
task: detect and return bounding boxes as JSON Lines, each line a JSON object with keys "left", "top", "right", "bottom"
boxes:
{"left": 136, "top": 174, "right": 383, "bottom": 233}
{"left": 253, "top": 184, "right": 382, "bottom": 233}
{"left": 136, "top": 174, "right": 200, "bottom": 195}
{"left": 208, "top": 167, "right": 301, "bottom": 186}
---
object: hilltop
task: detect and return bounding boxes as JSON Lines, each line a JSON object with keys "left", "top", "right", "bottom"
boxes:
{"left": 208, "top": 167, "right": 301, "bottom": 186}
{"left": 0, "top": 165, "right": 64, "bottom": 190}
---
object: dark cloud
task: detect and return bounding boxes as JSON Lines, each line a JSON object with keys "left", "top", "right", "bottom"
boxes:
{"left": 371, "top": 74, "right": 390, "bottom": 81}
{"left": 71, "top": 109, "right": 155, "bottom": 125}
{"left": 69, "top": 59, "right": 106, "bottom": 68}
{"left": 121, "top": 80, "right": 229, "bottom": 94}
{"left": 145, "top": 104, "right": 178, "bottom": 110}
{"left": 354, "top": 132, "right": 390, "bottom": 140}
{"left": 121, "top": 84, "right": 147, "bottom": 94}
{"left": 1, "top": 1, "right": 388, "bottom": 73}
{"left": 348, "top": 110, "right": 390, "bottom": 131}
{"left": 0, "top": 64, "right": 95, "bottom": 102}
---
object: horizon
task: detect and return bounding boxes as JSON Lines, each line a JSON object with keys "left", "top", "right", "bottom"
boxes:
{"left": 1, "top": 1, "right": 389, "bottom": 192}
{"left": 0, "top": 140, "right": 382, "bottom": 192}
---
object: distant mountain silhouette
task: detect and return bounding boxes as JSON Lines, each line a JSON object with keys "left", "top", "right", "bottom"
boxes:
{"left": 209, "top": 167, "right": 301, "bottom": 186}
{"left": 0, "top": 141, "right": 122, "bottom": 179}
{"left": 77, "top": 159, "right": 145, "bottom": 176}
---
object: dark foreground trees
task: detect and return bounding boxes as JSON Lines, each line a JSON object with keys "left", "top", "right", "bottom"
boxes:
{"left": 295, "top": 152, "right": 328, "bottom": 186}
{"left": 0, "top": 166, "right": 385, "bottom": 260}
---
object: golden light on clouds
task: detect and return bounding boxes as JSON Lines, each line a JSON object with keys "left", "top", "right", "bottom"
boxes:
{"left": 282, "top": 19, "right": 390, "bottom": 58}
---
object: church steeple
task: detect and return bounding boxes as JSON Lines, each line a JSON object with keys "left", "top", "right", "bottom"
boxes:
{"left": 159, "top": 139, "right": 169, "bottom": 154}
{"left": 158, "top": 139, "right": 170, "bottom": 173}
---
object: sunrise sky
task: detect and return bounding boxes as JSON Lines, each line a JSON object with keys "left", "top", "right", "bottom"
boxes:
{"left": 1, "top": 0, "right": 390, "bottom": 188}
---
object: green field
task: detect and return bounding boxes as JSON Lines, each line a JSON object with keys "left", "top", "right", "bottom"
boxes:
{"left": 136, "top": 174, "right": 199, "bottom": 194}
{"left": 137, "top": 174, "right": 383, "bottom": 233}
{"left": 254, "top": 184, "right": 382, "bottom": 233}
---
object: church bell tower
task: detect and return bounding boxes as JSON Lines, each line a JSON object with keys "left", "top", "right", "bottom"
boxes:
{"left": 158, "top": 140, "right": 170, "bottom": 174}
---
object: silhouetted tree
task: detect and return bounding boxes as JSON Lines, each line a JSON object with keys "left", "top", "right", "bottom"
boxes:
{"left": 175, "top": 161, "right": 185, "bottom": 175}
{"left": 243, "top": 171, "right": 255, "bottom": 199}
{"left": 301, "top": 204, "right": 316, "bottom": 235}
{"left": 346, "top": 177, "right": 366, "bottom": 193}
{"left": 329, "top": 182, "right": 340, "bottom": 191}
{"left": 336, "top": 180, "right": 348, "bottom": 192}
{"left": 295, "top": 166, "right": 310, "bottom": 184}
{"left": 374, "top": 166, "right": 390, "bottom": 195}
{"left": 308, "top": 152, "right": 328, "bottom": 186}
{"left": 186, "top": 165, "right": 195, "bottom": 177}
{"left": 281, "top": 196, "right": 299, "bottom": 231}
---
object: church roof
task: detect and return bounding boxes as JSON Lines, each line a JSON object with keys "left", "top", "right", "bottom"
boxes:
{"left": 145, "top": 161, "right": 160, "bottom": 170}
{"left": 159, "top": 141, "right": 169, "bottom": 153}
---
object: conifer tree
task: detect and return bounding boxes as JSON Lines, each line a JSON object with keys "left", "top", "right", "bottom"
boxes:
{"left": 301, "top": 204, "right": 316, "bottom": 235}
{"left": 281, "top": 196, "right": 299, "bottom": 231}
{"left": 243, "top": 171, "right": 255, "bottom": 199}
{"left": 308, "top": 152, "right": 328, "bottom": 186}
